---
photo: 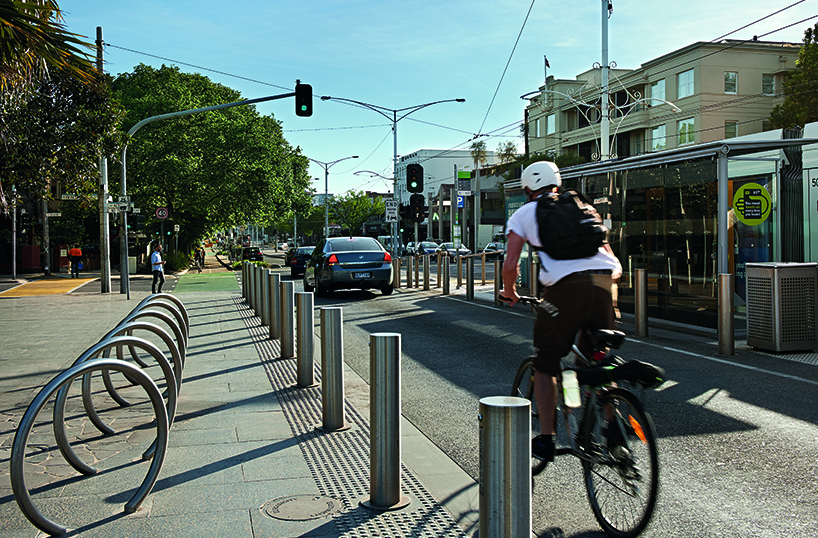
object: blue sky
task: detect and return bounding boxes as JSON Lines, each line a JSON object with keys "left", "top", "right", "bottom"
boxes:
{"left": 63, "top": 1, "right": 816, "bottom": 197}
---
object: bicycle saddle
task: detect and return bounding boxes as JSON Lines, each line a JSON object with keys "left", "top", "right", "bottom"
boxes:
{"left": 586, "top": 329, "right": 626, "bottom": 350}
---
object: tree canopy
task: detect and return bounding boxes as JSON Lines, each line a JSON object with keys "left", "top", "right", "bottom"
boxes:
{"left": 769, "top": 23, "right": 818, "bottom": 129}
{"left": 329, "top": 190, "right": 385, "bottom": 235}
{"left": 111, "top": 64, "right": 311, "bottom": 246}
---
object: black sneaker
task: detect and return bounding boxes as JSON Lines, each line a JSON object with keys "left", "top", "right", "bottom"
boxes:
{"left": 532, "top": 435, "right": 555, "bottom": 462}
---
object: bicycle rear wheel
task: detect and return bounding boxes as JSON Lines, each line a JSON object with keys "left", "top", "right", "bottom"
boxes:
{"left": 510, "top": 357, "right": 547, "bottom": 475}
{"left": 580, "top": 388, "right": 659, "bottom": 538}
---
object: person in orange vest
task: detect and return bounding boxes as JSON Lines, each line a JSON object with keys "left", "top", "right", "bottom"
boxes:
{"left": 68, "top": 245, "right": 83, "bottom": 278}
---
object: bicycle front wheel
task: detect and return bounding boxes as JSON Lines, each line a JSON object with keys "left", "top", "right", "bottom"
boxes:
{"left": 510, "top": 357, "right": 547, "bottom": 475}
{"left": 580, "top": 388, "right": 659, "bottom": 538}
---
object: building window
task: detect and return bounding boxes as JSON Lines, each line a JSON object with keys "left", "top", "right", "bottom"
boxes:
{"left": 546, "top": 115, "right": 555, "bottom": 135}
{"left": 650, "top": 79, "right": 665, "bottom": 104}
{"left": 724, "top": 72, "right": 738, "bottom": 94}
{"left": 650, "top": 125, "right": 666, "bottom": 151}
{"left": 530, "top": 117, "right": 538, "bottom": 138}
{"left": 678, "top": 117, "right": 695, "bottom": 145}
{"left": 762, "top": 74, "right": 775, "bottom": 95}
{"left": 678, "top": 69, "right": 694, "bottom": 99}
{"left": 725, "top": 121, "right": 738, "bottom": 139}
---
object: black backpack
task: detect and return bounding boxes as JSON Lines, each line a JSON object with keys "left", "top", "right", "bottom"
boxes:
{"left": 534, "top": 190, "right": 607, "bottom": 259}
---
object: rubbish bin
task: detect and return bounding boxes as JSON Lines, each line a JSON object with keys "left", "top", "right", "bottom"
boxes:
{"left": 746, "top": 262, "right": 818, "bottom": 352}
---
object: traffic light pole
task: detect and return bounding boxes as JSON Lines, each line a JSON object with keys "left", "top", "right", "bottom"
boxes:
{"left": 119, "top": 90, "right": 300, "bottom": 298}
{"left": 320, "top": 96, "right": 465, "bottom": 258}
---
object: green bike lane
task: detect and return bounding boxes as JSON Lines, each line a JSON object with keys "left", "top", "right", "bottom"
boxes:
{"left": 173, "top": 271, "right": 241, "bottom": 293}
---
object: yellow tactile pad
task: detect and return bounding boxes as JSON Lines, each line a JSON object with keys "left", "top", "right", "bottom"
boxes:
{"left": 0, "top": 277, "right": 97, "bottom": 297}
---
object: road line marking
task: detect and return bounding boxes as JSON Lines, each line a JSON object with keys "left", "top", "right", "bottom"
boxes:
{"left": 627, "top": 338, "right": 818, "bottom": 387}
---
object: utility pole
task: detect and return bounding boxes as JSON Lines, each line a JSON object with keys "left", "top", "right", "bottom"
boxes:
{"left": 600, "top": 0, "right": 611, "bottom": 161}
{"left": 97, "top": 27, "right": 111, "bottom": 292}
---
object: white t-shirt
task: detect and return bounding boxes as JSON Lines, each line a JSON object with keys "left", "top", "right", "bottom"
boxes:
{"left": 506, "top": 198, "right": 622, "bottom": 286}
{"left": 151, "top": 250, "right": 163, "bottom": 272}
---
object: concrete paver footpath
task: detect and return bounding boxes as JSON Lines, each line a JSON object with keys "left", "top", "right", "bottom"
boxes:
{"left": 0, "top": 261, "right": 479, "bottom": 537}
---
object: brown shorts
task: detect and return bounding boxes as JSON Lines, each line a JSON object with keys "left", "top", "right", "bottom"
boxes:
{"left": 532, "top": 273, "right": 616, "bottom": 377}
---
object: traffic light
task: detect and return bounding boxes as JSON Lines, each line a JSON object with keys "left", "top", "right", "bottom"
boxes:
{"left": 134, "top": 214, "right": 146, "bottom": 231}
{"left": 295, "top": 82, "right": 312, "bottom": 117}
{"left": 406, "top": 163, "right": 423, "bottom": 193}
{"left": 409, "top": 194, "right": 424, "bottom": 222}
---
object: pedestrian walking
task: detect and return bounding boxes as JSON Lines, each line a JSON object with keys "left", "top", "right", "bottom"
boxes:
{"left": 68, "top": 245, "right": 83, "bottom": 278}
{"left": 151, "top": 243, "right": 166, "bottom": 294}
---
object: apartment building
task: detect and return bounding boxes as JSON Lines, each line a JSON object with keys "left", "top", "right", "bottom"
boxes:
{"left": 527, "top": 39, "right": 800, "bottom": 161}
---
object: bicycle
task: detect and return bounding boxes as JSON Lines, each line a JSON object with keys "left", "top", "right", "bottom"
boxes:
{"left": 506, "top": 295, "right": 663, "bottom": 538}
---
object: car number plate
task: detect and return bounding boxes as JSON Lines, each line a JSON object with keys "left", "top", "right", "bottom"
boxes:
{"left": 352, "top": 272, "right": 371, "bottom": 279}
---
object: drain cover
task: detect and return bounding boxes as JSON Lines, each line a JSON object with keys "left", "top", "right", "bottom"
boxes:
{"left": 263, "top": 495, "right": 343, "bottom": 521}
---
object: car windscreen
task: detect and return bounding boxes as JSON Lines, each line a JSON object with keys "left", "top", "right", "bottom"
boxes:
{"left": 327, "top": 237, "right": 382, "bottom": 252}
{"left": 297, "top": 247, "right": 314, "bottom": 255}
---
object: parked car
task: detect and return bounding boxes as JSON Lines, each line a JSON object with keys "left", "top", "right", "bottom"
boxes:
{"left": 403, "top": 242, "right": 416, "bottom": 256}
{"left": 289, "top": 246, "right": 315, "bottom": 278}
{"left": 416, "top": 241, "right": 440, "bottom": 255}
{"left": 303, "top": 236, "right": 394, "bottom": 296}
{"left": 241, "top": 247, "right": 263, "bottom": 262}
{"left": 436, "top": 242, "right": 471, "bottom": 256}
{"left": 482, "top": 242, "right": 506, "bottom": 259}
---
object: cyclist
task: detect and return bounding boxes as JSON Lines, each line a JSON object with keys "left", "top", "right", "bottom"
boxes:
{"left": 500, "top": 161, "right": 622, "bottom": 463}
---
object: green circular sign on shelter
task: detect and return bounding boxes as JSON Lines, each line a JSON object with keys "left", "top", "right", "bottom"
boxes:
{"left": 733, "top": 182, "right": 771, "bottom": 226}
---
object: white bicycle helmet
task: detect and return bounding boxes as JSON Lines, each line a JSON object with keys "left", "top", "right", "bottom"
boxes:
{"left": 520, "top": 161, "right": 561, "bottom": 192}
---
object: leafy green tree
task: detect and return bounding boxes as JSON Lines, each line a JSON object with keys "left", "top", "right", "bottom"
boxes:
{"left": 470, "top": 140, "right": 488, "bottom": 171}
{"left": 496, "top": 141, "right": 518, "bottom": 164}
{"left": 0, "top": 68, "right": 125, "bottom": 212}
{"left": 111, "top": 64, "right": 311, "bottom": 248}
{"left": 329, "top": 190, "right": 385, "bottom": 235}
{"left": 770, "top": 23, "right": 818, "bottom": 129}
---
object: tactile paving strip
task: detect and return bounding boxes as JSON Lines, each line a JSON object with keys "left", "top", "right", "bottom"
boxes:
{"left": 233, "top": 296, "right": 469, "bottom": 537}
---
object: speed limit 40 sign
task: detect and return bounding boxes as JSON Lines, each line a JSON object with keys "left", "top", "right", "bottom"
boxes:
{"left": 156, "top": 207, "right": 169, "bottom": 219}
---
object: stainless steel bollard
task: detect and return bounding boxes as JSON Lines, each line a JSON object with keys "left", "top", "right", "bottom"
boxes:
{"left": 393, "top": 258, "right": 401, "bottom": 289}
{"left": 436, "top": 254, "right": 442, "bottom": 288}
{"left": 255, "top": 265, "right": 263, "bottom": 318}
{"left": 442, "top": 255, "right": 450, "bottom": 295}
{"left": 242, "top": 262, "right": 247, "bottom": 300}
{"left": 478, "top": 396, "right": 532, "bottom": 537}
{"left": 493, "top": 260, "right": 503, "bottom": 306}
{"left": 269, "top": 272, "right": 281, "bottom": 340}
{"left": 261, "top": 269, "right": 271, "bottom": 327}
{"left": 414, "top": 255, "right": 420, "bottom": 288}
{"left": 319, "top": 307, "right": 347, "bottom": 430}
{"left": 363, "top": 333, "right": 410, "bottom": 510}
{"left": 406, "top": 256, "right": 413, "bottom": 288}
{"left": 718, "top": 273, "right": 734, "bottom": 356}
{"left": 423, "top": 255, "right": 430, "bottom": 291}
{"left": 279, "top": 280, "right": 295, "bottom": 358}
{"left": 635, "top": 268, "right": 648, "bottom": 337}
{"left": 466, "top": 257, "right": 474, "bottom": 300}
{"left": 295, "top": 292, "right": 317, "bottom": 387}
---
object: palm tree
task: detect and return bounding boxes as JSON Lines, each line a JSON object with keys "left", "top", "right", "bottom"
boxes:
{"left": 0, "top": 0, "right": 97, "bottom": 90}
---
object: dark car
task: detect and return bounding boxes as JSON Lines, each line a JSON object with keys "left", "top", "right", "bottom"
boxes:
{"left": 241, "top": 247, "right": 263, "bottom": 262}
{"left": 303, "top": 236, "right": 394, "bottom": 296}
{"left": 416, "top": 241, "right": 439, "bottom": 255}
{"left": 482, "top": 242, "right": 506, "bottom": 259}
{"left": 289, "top": 246, "right": 315, "bottom": 278}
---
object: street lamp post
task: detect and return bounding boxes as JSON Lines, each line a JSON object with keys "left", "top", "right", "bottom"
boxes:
{"left": 320, "top": 96, "right": 465, "bottom": 256}
{"left": 308, "top": 155, "right": 359, "bottom": 239}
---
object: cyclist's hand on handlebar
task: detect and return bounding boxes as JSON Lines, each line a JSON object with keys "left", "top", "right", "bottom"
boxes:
{"left": 498, "top": 291, "right": 521, "bottom": 307}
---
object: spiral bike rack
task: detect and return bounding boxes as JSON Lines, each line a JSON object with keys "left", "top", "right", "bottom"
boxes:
{"left": 9, "top": 294, "right": 189, "bottom": 536}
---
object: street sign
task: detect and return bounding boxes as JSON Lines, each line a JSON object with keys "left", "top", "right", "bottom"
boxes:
{"left": 132, "top": 207, "right": 141, "bottom": 214}
{"left": 106, "top": 203, "right": 120, "bottom": 214}
{"left": 174, "top": 224, "right": 180, "bottom": 232}
{"left": 61, "top": 194, "right": 79, "bottom": 200}
{"left": 118, "top": 195, "right": 130, "bottom": 209}
{"left": 156, "top": 207, "right": 169, "bottom": 219}
{"left": 45, "top": 213, "right": 61, "bottom": 217}
{"left": 457, "top": 195, "right": 464, "bottom": 208}
{"left": 385, "top": 199, "right": 399, "bottom": 223}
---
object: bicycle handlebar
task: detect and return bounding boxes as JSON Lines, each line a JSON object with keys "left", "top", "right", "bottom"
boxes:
{"left": 498, "top": 294, "right": 541, "bottom": 305}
